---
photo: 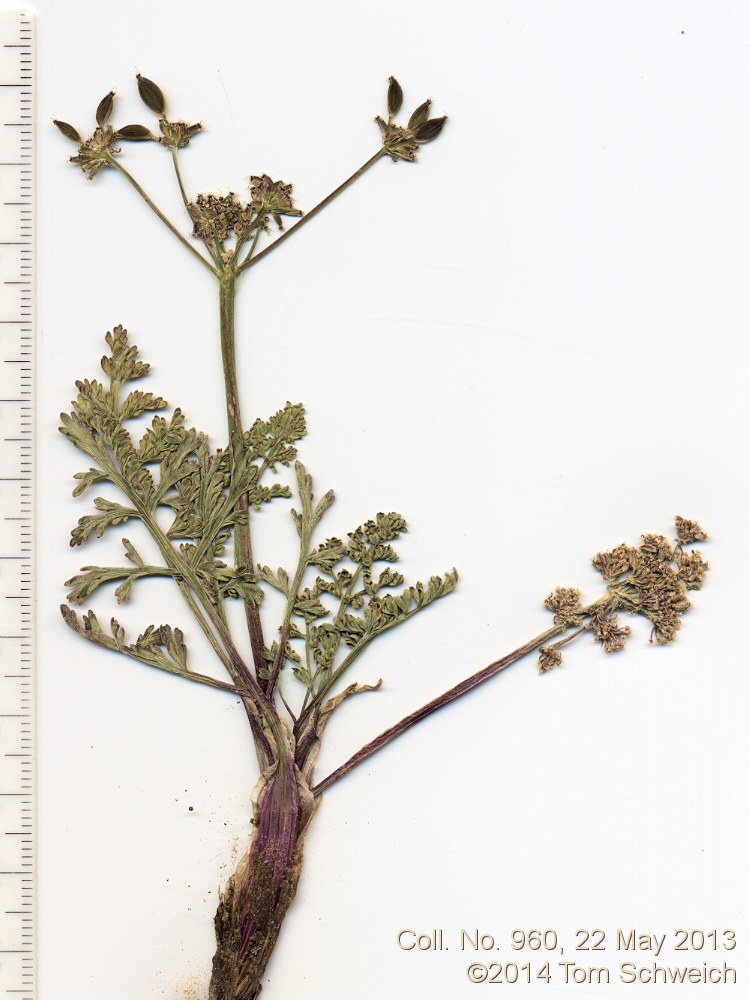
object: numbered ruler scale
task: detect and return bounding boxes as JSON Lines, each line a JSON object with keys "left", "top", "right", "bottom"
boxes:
{"left": 0, "top": 11, "right": 34, "bottom": 1000}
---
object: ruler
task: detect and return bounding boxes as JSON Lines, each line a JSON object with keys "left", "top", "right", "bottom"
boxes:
{"left": 0, "top": 11, "right": 34, "bottom": 1000}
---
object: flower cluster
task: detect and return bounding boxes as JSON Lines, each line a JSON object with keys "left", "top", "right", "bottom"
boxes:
{"left": 135, "top": 73, "right": 202, "bottom": 148}
{"left": 543, "top": 586, "right": 584, "bottom": 626}
{"left": 188, "top": 193, "right": 251, "bottom": 243}
{"left": 54, "top": 90, "right": 121, "bottom": 179}
{"left": 375, "top": 76, "right": 447, "bottom": 162}
{"left": 675, "top": 516, "right": 708, "bottom": 545}
{"left": 249, "top": 175, "right": 302, "bottom": 232}
{"left": 677, "top": 550, "right": 709, "bottom": 590}
{"left": 538, "top": 516, "right": 708, "bottom": 673}
{"left": 187, "top": 175, "right": 302, "bottom": 247}
{"left": 538, "top": 646, "right": 563, "bottom": 673}
{"left": 591, "top": 543, "right": 634, "bottom": 580}
{"left": 597, "top": 519, "right": 708, "bottom": 644}
{"left": 68, "top": 124, "right": 118, "bottom": 179}
{"left": 589, "top": 609, "right": 631, "bottom": 653}
{"left": 54, "top": 74, "right": 204, "bottom": 183}
{"left": 158, "top": 118, "right": 202, "bottom": 149}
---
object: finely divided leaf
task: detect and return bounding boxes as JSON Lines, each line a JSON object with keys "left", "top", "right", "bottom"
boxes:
{"left": 101, "top": 325, "right": 150, "bottom": 383}
{"left": 294, "top": 591, "right": 330, "bottom": 623}
{"left": 70, "top": 498, "right": 138, "bottom": 547}
{"left": 247, "top": 482, "right": 292, "bottom": 508}
{"left": 256, "top": 565, "right": 290, "bottom": 595}
{"left": 138, "top": 409, "right": 190, "bottom": 462}
{"left": 308, "top": 538, "right": 346, "bottom": 573}
{"left": 284, "top": 505, "right": 457, "bottom": 702}
{"left": 119, "top": 390, "right": 167, "bottom": 419}
{"left": 245, "top": 401, "right": 306, "bottom": 470}
{"left": 72, "top": 467, "right": 109, "bottom": 497}
{"left": 348, "top": 512, "right": 407, "bottom": 567}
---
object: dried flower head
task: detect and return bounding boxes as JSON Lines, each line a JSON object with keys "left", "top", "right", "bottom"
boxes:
{"left": 675, "top": 515, "right": 708, "bottom": 546}
{"left": 158, "top": 118, "right": 203, "bottom": 149}
{"left": 375, "top": 77, "right": 447, "bottom": 162}
{"left": 606, "top": 521, "right": 709, "bottom": 643}
{"left": 592, "top": 543, "right": 636, "bottom": 580}
{"left": 69, "top": 125, "right": 118, "bottom": 179}
{"left": 543, "top": 517, "right": 708, "bottom": 663}
{"left": 677, "top": 550, "right": 709, "bottom": 591}
{"left": 538, "top": 645, "right": 563, "bottom": 673}
{"left": 249, "top": 175, "right": 302, "bottom": 232}
{"left": 544, "top": 586, "right": 584, "bottom": 626}
{"left": 189, "top": 193, "right": 246, "bottom": 243}
{"left": 609, "top": 550, "right": 689, "bottom": 642}
{"left": 639, "top": 533, "right": 673, "bottom": 562}
{"left": 589, "top": 610, "right": 631, "bottom": 653}
{"left": 376, "top": 120, "right": 420, "bottom": 162}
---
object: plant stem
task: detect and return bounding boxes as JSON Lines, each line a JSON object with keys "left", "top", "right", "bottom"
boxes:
{"left": 267, "top": 510, "right": 314, "bottom": 696}
{"left": 235, "top": 225, "right": 262, "bottom": 270}
{"left": 209, "top": 758, "right": 314, "bottom": 1000}
{"left": 123, "top": 650, "right": 252, "bottom": 697}
{"left": 312, "top": 621, "right": 571, "bottom": 795}
{"left": 170, "top": 146, "right": 190, "bottom": 208}
{"left": 219, "top": 273, "right": 268, "bottom": 684}
{"left": 554, "top": 624, "right": 588, "bottom": 649}
{"left": 236, "top": 149, "right": 387, "bottom": 274}
{"left": 106, "top": 155, "right": 218, "bottom": 275}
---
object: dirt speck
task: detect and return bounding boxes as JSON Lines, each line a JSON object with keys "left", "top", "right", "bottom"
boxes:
{"left": 175, "top": 973, "right": 206, "bottom": 999}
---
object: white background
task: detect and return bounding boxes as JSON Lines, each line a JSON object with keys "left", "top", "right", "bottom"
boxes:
{"left": 11, "top": 0, "right": 750, "bottom": 997}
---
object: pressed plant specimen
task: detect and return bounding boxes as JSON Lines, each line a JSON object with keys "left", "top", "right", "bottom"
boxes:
{"left": 55, "top": 75, "right": 710, "bottom": 999}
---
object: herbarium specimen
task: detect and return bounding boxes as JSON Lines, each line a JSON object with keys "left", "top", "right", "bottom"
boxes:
{"left": 55, "top": 76, "right": 709, "bottom": 999}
